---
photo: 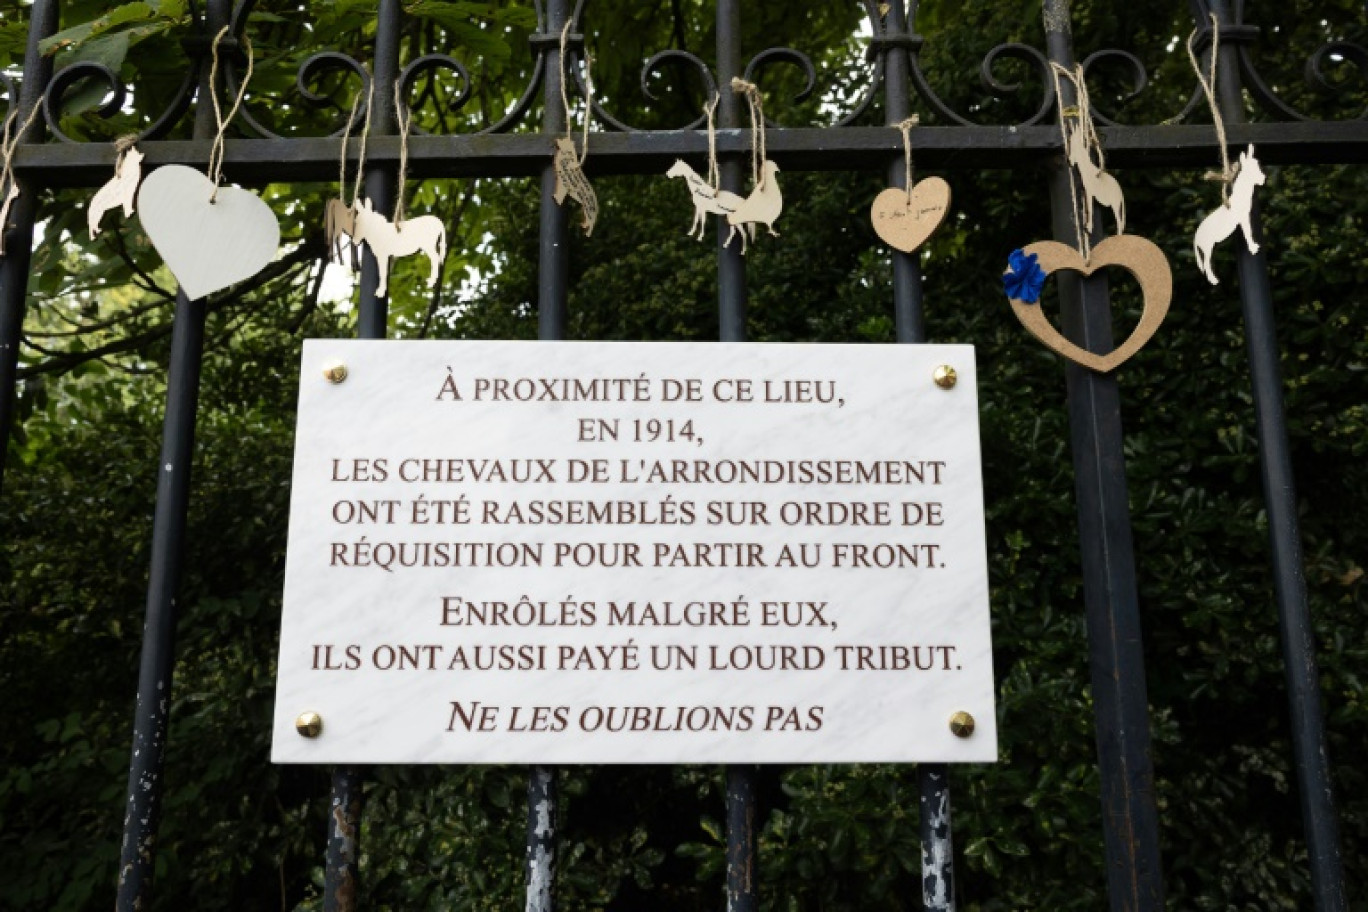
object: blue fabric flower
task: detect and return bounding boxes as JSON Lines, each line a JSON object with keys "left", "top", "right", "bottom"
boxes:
{"left": 1003, "top": 248, "right": 1047, "bottom": 304}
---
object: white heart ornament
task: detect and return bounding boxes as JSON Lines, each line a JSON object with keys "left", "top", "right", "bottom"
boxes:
{"left": 137, "top": 165, "right": 280, "bottom": 300}
{"left": 870, "top": 178, "right": 951, "bottom": 253}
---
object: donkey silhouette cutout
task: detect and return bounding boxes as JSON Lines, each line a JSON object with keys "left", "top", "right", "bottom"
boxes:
{"left": 1067, "top": 125, "right": 1125, "bottom": 236}
{"left": 350, "top": 197, "right": 446, "bottom": 298}
{"left": 1193, "top": 146, "right": 1266, "bottom": 285}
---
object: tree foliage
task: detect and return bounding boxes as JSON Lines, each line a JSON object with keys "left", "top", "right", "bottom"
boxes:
{"left": 1, "top": 0, "right": 1366, "bottom": 909}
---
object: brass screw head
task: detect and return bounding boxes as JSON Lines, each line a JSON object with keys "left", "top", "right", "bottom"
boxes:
{"left": 323, "top": 362, "right": 348, "bottom": 384}
{"left": 933, "top": 365, "right": 958, "bottom": 390}
{"left": 295, "top": 711, "right": 324, "bottom": 738}
{"left": 948, "top": 711, "right": 976, "bottom": 738}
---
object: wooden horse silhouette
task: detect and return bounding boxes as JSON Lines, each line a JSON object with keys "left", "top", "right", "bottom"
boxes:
{"left": 87, "top": 146, "right": 145, "bottom": 240}
{"left": 350, "top": 197, "right": 446, "bottom": 298}
{"left": 724, "top": 160, "right": 782, "bottom": 254}
{"left": 665, "top": 159, "right": 752, "bottom": 244}
{"left": 324, "top": 197, "right": 359, "bottom": 269}
{"left": 1067, "top": 125, "right": 1125, "bottom": 236}
{"left": 1193, "top": 146, "right": 1265, "bottom": 285}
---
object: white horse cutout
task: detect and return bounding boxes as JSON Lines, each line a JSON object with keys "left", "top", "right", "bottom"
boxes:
{"left": 1067, "top": 125, "right": 1125, "bottom": 236}
{"left": 350, "top": 197, "right": 446, "bottom": 298}
{"left": 665, "top": 159, "right": 753, "bottom": 244}
{"left": 1193, "top": 145, "right": 1265, "bottom": 285}
{"left": 88, "top": 146, "right": 145, "bottom": 240}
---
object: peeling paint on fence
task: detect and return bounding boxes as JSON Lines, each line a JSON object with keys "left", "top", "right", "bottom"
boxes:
{"left": 525, "top": 766, "right": 557, "bottom": 912}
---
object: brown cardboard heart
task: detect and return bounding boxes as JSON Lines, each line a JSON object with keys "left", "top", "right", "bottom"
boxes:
{"left": 138, "top": 165, "right": 280, "bottom": 300}
{"left": 870, "top": 178, "right": 951, "bottom": 253}
{"left": 1005, "top": 235, "right": 1172, "bottom": 373}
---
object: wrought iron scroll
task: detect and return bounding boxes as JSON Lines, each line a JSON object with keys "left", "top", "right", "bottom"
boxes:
{"left": 1188, "top": 0, "right": 1368, "bottom": 123}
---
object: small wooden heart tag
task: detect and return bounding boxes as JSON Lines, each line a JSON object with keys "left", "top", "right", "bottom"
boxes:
{"left": 1004, "top": 235, "right": 1172, "bottom": 373}
{"left": 870, "top": 178, "right": 951, "bottom": 253}
{"left": 138, "top": 165, "right": 280, "bottom": 300}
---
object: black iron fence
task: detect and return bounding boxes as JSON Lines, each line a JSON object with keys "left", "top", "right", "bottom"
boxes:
{"left": 0, "top": 0, "right": 1362, "bottom": 909}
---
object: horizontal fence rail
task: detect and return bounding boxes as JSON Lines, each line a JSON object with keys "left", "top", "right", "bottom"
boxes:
{"left": 11, "top": 122, "right": 1368, "bottom": 187}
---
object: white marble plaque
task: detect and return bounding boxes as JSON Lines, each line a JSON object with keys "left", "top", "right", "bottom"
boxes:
{"left": 272, "top": 341, "right": 997, "bottom": 764}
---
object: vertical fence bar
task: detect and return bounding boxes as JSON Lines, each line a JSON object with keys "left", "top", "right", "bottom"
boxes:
{"left": 525, "top": 765, "right": 558, "bottom": 912}
{"left": 525, "top": 1, "right": 571, "bottom": 909}
{"left": 323, "top": 2, "right": 405, "bottom": 909}
{"left": 0, "top": 0, "right": 56, "bottom": 497}
{"left": 115, "top": 1, "right": 230, "bottom": 908}
{"left": 1039, "top": 3, "right": 1165, "bottom": 910}
{"left": 325, "top": 768, "right": 365, "bottom": 911}
{"left": 1197, "top": 2, "right": 1347, "bottom": 907}
{"left": 883, "top": 3, "right": 956, "bottom": 909}
{"left": 886, "top": 1, "right": 926, "bottom": 348}
{"left": 715, "top": 0, "right": 747, "bottom": 343}
{"left": 725, "top": 766, "right": 758, "bottom": 911}
{"left": 715, "top": 1, "right": 758, "bottom": 910}
{"left": 538, "top": 0, "right": 571, "bottom": 342}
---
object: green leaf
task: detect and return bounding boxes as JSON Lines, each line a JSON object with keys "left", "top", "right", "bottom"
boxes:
{"left": 38, "top": 2, "right": 154, "bottom": 56}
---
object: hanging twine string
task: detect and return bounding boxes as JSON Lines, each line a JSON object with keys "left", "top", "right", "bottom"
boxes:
{"left": 896, "top": 115, "right": 919, "bottom": 204}
{"left": 109, "top": 133, "right": 141, "bottom": 179}
{"left": 337, "top": 89, "right": 361, "bottom": 202}
{"left": 337, "top": 82, "right": 373, "bottom": 207}
{"left": 1049, "top": 62, "right": 1094, "bottom": 261}
{"left": 0, "top": 100, "right": 45, "bottom": 196}
{"left": 704, "top": 92, "right": 720, "bottom": 190}
{"left": 393, "top": 82, "right": 412, "bottom": 227}
{"left": 350, "top": 80, "right": 375, "bottom": 207}
{"left": 559, "top": 19, "right": 594, "bottom": 165}
{"left": 1187, "top": 13, "right": 1235, "bottom": 201}
{"left": 206, "top": 25, "right": 254, "bottom": 203}
{"left": 730, "top": 77, "right": 767, "bottom": 189}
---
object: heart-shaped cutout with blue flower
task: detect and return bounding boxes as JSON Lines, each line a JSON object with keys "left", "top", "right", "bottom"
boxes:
{"left": 1003, "top": 235, "right": 1172, "bottom": 373}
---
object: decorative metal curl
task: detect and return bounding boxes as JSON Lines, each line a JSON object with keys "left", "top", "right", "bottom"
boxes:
{"left": 1078, "top": 49, "right": 1148, "bottom": 126}
{"left": 222, "top": 44, "right": 381, "bottom": 139}
{"left": 229, "top": 0, "right": 256, "bottom": 39}
{"left": 479, "top": 53, "right": 547, "bottom": 135}
{"left": 41, "top": 63, "right": 129, "bottom": 144}
{"left": 566, "top": 43, "right": 716, "bottom": 133}
{"left": 579, "top": 0, "right": 883, "bottom": 132}
{"left": 1303, "top": 41, "right": 1368, "bottom": 120}
{"left": 397, "top": 55, "right": 474, "bottom": 136}
{"left": 296, "top": 52, "right": 374, "bottom": 138}
{"left": 975, "top": 43, "right": 1054, "bottom": 127}
{"left": 1189, "top": 1, "right": 1368, "bottom": 123}
{"left": 634, "top": 50, "right": 720, "bottom": 132}
{"left": 827, "top": 0, "right": 885, "bottom": 128}
{"left": 894, "top": 41, "right": 1053, "bottom": 128}
{"left": 832, "top": 53, "right": 883, "bottom": 128}
{"left": 36, "top": 0, "right": 206, "bottom": 144}
{"left": 213, "top": 0, "right": 375, "bottom": 140}
{"left": 741, "top": 47, "right": 818, "bottom": 127}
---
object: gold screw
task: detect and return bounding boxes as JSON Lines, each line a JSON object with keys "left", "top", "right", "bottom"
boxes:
{"left": 295, "top": 711, "right": 323, "bottom": 738}
{"left": 948, "top": 711, "right": 975, "bottom": 738}
{"left": 323, "top": 363, "right": 348, "bottom": 384}
{"left": 933, "top": 365, "right": 958, "bottom": 390}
